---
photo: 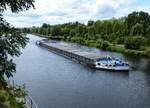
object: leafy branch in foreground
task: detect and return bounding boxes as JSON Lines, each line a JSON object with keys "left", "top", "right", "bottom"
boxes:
{"left": 0, "top": 0, "right": 34, "bottom": 82}
{"left": 0, "top": 0, "right": 34, "bottom": 107}
{"left": 0, "top": 16, "right": 28, "bottom": 81}
{"left": 0, "top": 0, "right": 35, "bottom": 13}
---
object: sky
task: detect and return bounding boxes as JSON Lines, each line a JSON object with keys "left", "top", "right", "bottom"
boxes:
{"left": 3, "top": 0, "right": 150, "bottom": 28}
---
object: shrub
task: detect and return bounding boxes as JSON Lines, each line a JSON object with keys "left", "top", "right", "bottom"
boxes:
{"left": 146, "top": 49, "right": 150, "bottom": 57}
{"left": 100, "top": 41, "right": 109, "bottom": 50}
{"left": 70, "top": 37, "right": 85, "bottom": 44}
{"left": 130, "top": 23, "right": 144, "bottom": 36}
{"left": 116, "top": 37, "right": 125, "bottom": 44}
{"left": 85, "top": 40, "right": 97, "bottom": 47}
{"left": 0, "top": 90, "right": 9, "bottom": 106}
{"left": 125, "top": 36, "right": 146, "bottom": 50}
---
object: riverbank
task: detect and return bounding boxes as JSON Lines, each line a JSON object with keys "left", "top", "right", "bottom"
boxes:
{"left": 31, "top": 33, "right": 150, "bottom": 58}
{"left": 104, "top": 44, "right": 150, "bottom": 58}
{"left": 0, "top": 81, "right": 26, "bottom": 108}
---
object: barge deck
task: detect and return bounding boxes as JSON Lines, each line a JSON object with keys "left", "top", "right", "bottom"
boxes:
{"left": 37, "top": 39, "right": 130, "bottom": 71}
{"left": 37, "top": 40, "right": 106, "bottom": 68}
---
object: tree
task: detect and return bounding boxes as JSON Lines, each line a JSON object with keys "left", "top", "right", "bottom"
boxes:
{"left": 42, "top": 23, "right": 49, "bottom": 28}
{"left": 87, "top": 26, "right": 95, "bottom": 39}
{"left": 87, "top": 20, "right": 94, "bottom": 26}
{"left": 130, "top": 23, "right": 143, "bottom": 36}
{"left": 51, "top": 26, "right": 62, "bottom": 36}
{"left": 146, "top": 26, "right": 150, "bottom": 38}
{"left": 76, "top": 24, "right": 86, "bottom": 37}
{"left": 94, "top": 20, "right": 103, "bottom": 34}
{"left": 125, "top": 11, "right": 150, "bottom": 35}
{"left": 69, "top": 29, "right": 76, "bottom": 37}
{"left": 0, "top": 0, "right": 34, "bottom": 81}
{"left": 62, "top": 26, "right": 70, "bottom": 36}
{"left": 104, "top": 20, "right": 113, "bottom": 35}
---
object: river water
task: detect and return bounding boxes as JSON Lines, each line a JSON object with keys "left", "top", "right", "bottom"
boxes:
{"left": 13, "top": 34, "right": 150, "bottom": 108}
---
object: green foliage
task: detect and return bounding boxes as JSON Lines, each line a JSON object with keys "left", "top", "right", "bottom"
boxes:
{"left": 62, "top": 27, "right": 70, "bottom": 36}
{"left": 87, "top": 26, "right": 95, "bottom": 38}
{"left": 107, "top": 45, "right": 125, "bottom": 53}
{"left": 70, "top": 36, "right": 85, "bottom": 44}
{"left": 0, "top": 0, "right": 33, "bottom": 108}
{"left": 69, "top": 29, "right": 76, "bottom": 37}
{"left": 94, "top": 20, "right": 103, "bottom": 34}
{"left": 87, "top": 20, "right": 94, "bottom": 26}
{"left": 0, "top": 0, "right": 34, "bottom": 81}
{"left": 99, "top": 41, "right": 109, "bottom": 50}
{"left": 0, "top": 90, "right": 9, "bottom": 107}
{"left": 126, "top": 11, "right": 150, "bottom": 35}
{"left": 145, "top": 49, "right": 150, "bottom": 57}
{"left": 125, "top": 36, "right": 146, "bottom": 50}
{"left": 130, "top": 23, "right": 143, "bottom": 35}
{"left": 146, "top": 26, "right": 150, "bottom": 37}
{"left": 0, "top": 87, "right": 26, "bottom": 108}
{"left": 76, "top": 24, "right": 86, "bottom": 37}
{"left": 0, "top": 0, "right": 35, "bottom": 12}
{"left": 51, "top": 26, "right": 62, "bottom": 36}
{"left": 42, "top": 23, "right": 49, "bottom": 28}
{"left": 0, "top": 17, "right": 29, "bottom": 81}
{"left": 85, "top": 40, "right": 97, "bottom": 47}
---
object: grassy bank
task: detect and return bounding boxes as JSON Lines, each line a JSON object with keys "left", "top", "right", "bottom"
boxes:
{"left": 69, "top": 38, "right": 150, "bottom": 58}
{"left": 106, "top": 44, "right": 150, "bottom": 58}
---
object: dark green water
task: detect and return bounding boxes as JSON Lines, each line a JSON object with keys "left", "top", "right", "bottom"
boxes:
{"left": 13, "top": 34, "right": 150, "bottom": 108}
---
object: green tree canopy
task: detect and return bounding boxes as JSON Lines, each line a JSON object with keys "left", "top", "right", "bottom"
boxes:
{"left": 42, "top": 23, "right": 49, "bottom": 28}
{"left": 0, "top": 0, "right": 35, "bottom": 12}
{"left": 130, "top": 23, "right": 143, "bottom": 36}
{"left": 51, "top": 26, "right": 62, "bottom": 36}
{"left": 0, "top": 0, "right": 34, "bottom": 81}
{"left": 87, "top": 20, "right": 94, "bottom": 26}
{"left": 126, "top": 11, "right": 150, "bottom": 35}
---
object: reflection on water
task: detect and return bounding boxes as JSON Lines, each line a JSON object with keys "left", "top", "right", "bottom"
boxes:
{"left": 13, "top": 34, "right": 150, "bottom": 108}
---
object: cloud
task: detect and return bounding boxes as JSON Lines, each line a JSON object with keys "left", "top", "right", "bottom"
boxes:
{"left": 96, "top": 4, "right": 117, "bottom": 18}
{"left": 2, "top": 0, "right": 150, "bottom": 27}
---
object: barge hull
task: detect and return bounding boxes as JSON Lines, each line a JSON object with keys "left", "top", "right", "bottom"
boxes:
{"left": 38, "top": 41, "right": 96, "bottom": 68}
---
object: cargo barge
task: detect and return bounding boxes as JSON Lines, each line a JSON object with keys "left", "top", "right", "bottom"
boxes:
{"left": 37, "top": 40, "right": 130, "bottom": 71}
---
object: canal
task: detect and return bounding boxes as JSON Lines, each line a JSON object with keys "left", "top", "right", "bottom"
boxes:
{"left": 13, "top": 34, "right": 150, "bottom": 108}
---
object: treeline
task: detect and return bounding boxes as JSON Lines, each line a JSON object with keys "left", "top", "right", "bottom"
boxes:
{"left": 23, "top": 11, "right": 150, "bottom": 57}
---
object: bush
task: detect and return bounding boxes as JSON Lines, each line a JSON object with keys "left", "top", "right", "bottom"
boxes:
{"left": 85, "top": 40, "right": 97, "bottom": 47}
{"left": 0, "top": 90, "right": 9, "bottom": 107}
{"left": 125, "top": 36, "right": 146, "bottom": 50}
{"left": 145, "top": 49, "right": 150, "bottom": 57}
{"left": 100, "top": 41, "right": 109, "bottom": 50}
{"left": 130, "top": 23, "right": 144, "bottom": 36}
{"left": 116, "top": 37, "right": 125, "bottom": 44}
{"left": 70, "top": 36, "right": 85, "bottom": 44}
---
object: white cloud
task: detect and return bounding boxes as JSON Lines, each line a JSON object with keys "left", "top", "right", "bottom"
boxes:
{"left": 2, "top": 0, "right": 150, "bottom": 27}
